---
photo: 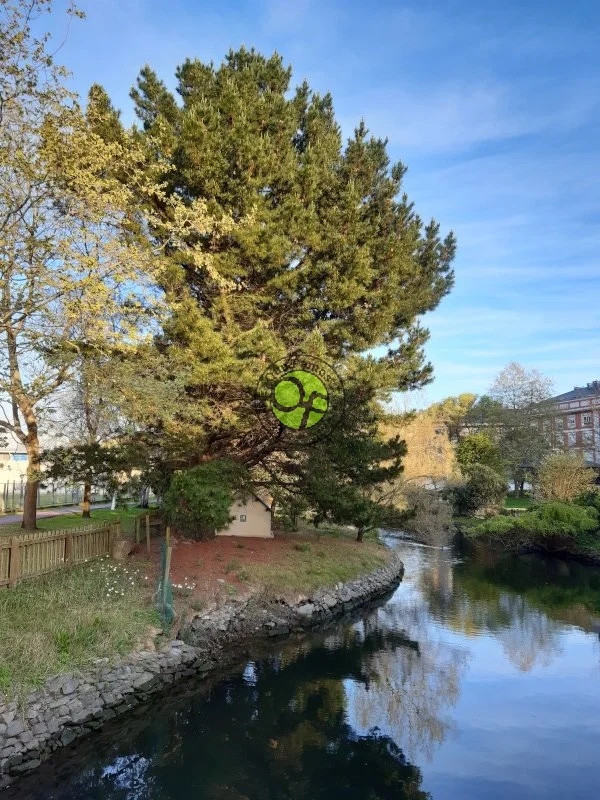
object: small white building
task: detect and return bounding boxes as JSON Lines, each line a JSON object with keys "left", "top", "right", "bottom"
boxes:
{"left": 0, "top": 431, "right": 28, "bottom": 483}
{"left": 217, "top": 491, "right": 273, "bottom": 538}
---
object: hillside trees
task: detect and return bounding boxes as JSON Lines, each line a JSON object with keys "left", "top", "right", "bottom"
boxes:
{"left": 429, "top": 393, "right": 477, "bottom": 442}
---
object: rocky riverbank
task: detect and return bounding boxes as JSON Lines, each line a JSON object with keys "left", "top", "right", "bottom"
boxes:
{"left": 0, "top": 552, "right": 403, "bottom": 787}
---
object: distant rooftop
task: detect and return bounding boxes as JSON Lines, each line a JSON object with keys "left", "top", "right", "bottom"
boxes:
{"left": 549, "top": 381, "right": 600, "bottom": 403}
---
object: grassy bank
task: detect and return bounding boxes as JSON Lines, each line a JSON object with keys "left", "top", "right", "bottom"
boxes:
{"left": 0, "top": 557, "right": 158, "bottom": 699}
{"left": 503, "top": 495, "right": 533, "bottom": 510}
{"left": 241, "top": 532, "right": 389, "bottom": 595}
{"left": 462, "top": 501, "right": 600, "bottom": 560}
{"left": 1, "top": 525, "right": 392, "bottom": 699}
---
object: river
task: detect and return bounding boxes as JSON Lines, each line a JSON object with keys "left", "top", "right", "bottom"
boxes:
{"left": 4, "top": 538, "right": 600, "bottom": 799}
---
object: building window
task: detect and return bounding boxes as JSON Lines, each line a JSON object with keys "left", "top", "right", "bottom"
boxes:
{"left": 584, "top": 451, "right": 594, "bottom": 463}
{"left": 568, "top": 415, "right": 576, "bottom": 429}
{"left": 583, "top": 413, "right": 592, "bottom": 426}
{"left": 542, "top": 419, "right": 550, "bottom": 431}
{"left": 555, "top": 417, "right": 563, "bottom": 430}
{"left": 239, "top": 514, "right": 247, "bottom": 522}
{"left": 568, "top": 431, "right": 576, "bottom": 446}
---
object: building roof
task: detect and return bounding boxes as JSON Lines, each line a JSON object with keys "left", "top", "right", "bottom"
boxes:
{"left": 549, "top": 381, "right": 600, "bottom": 404}
{"left": 234, "top": 488, "right": 273, "bottom": 511}
{"left": 252, "top": 488, "right": 273, "bottom": 510}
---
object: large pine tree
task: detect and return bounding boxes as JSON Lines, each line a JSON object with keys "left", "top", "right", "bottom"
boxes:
{"left": 93, "top": 48, "right": 455, "bottom": 479}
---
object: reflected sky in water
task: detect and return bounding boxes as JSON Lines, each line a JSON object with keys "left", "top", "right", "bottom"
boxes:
{"left": 4, "top": 540, "right": 600, "bottom": 800}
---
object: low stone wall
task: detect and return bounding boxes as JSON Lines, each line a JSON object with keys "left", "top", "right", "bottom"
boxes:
{"left": 185, "top": 551, "right": 404, "bottom": 648}
{"left": 0, "top": 552, "right": 403, "bottom": 787}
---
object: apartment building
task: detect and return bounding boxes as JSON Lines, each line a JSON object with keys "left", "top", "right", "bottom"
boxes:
{"left": 543, "top": 381, "right": 600, "bottom": 465}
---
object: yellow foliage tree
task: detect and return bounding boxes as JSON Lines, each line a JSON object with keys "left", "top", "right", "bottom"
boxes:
{"left": 535, "top": 452, "right": 595, "bottom": 503}
{"left": 0, "top": 1, "right": 225, "bottom": 527}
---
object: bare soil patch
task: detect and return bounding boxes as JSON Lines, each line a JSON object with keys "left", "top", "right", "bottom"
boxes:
{"left": 131, "top": 530, "right": 390, "bottom": 614}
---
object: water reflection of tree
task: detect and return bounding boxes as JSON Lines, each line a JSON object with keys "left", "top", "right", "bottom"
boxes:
{"left": 11, "top": 628, "right": 436, "bottom": 800}
{"left": 350, "top": 607, "right": 467, "bottom": 760}
{"left": 417, "top": 548, "right": 592, "bottom": 672}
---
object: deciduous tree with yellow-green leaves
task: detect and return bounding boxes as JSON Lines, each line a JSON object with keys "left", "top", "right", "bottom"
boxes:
{"left": 0, "top": 0, "right": 190, "bottom": 528}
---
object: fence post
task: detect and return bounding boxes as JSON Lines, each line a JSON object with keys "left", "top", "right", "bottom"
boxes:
{"left": 163, "top": 545, "right": 172, "bottom": 609}
{"left": 8, "top": 537, "right": 20, "bottom": 588}
{"left": 65, "top": 531, "right": 73, "bottom": 566}
{"left": 146, "top": 514, "right": 151, "bottom": 556}
{"left": 110, "top": 521, "right": 121, "bottom": 558}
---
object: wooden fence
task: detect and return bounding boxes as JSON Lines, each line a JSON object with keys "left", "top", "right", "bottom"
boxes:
{"left": 133, "top": 511, "right": 164, "bottom": 556}
{"left": 0, "top": 523, "right": 116, "bottom": 589}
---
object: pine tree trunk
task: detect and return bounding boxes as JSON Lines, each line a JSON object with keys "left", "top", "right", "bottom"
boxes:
{"left": 111, "top": 492, "right": 117, "bottom": 511}
{"left": 356, "top": 528, "right": 365, "bottom": 543}
{"left": 82, "top": 482, "right": 92, "bottom": 517}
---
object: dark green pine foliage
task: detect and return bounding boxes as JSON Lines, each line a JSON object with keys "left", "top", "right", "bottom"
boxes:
{"left": 98, "top": 49, "right": 456, "bottom": 483}
{"left": 86, "top": 84, "right": 124, "bottom": 144}
{"left": 268, "top": 381, "right": 410, "bottom": 539}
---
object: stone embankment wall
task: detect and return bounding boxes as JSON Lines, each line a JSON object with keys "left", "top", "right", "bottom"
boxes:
{"left": 0, "top": 553, "right": 403, "bottom": 787}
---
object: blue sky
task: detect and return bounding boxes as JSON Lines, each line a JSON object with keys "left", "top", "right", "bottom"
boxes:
{"left": 48, "top": 0, "right": 600, "bottom": 404}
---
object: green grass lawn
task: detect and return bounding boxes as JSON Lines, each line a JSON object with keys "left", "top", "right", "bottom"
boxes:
{"left": 245, "top": 530, "right": 391, "bottom": 595}
{"left": 0, "top": 506, "right": 155, "bottom": 537}
{"left": 503, "top": 496, "right": 533, "bottom": 510}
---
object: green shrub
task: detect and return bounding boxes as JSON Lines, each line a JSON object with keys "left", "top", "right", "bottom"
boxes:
{"left": 445, "top": 464, "right": 506, "bottom": 516}
{"left": 574, "top": 489, "right": 600, "bottom": 512}
{"left": 456, "top": 432, "right": 503, "bottom": 473}
{"left": 470, "top": 501, "right": 599, "bottom": 550}
{"left": 163, "top": 460, "right": 247, "bottom": 540}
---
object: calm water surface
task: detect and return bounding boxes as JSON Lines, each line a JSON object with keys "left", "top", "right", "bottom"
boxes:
{"left": 5, "top": 539, "right": 600, "bottom": 799}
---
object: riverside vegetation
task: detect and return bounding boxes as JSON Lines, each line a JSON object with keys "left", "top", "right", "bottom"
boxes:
{"left": 0, "top": 510, "right": 392, "bottom": 700}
